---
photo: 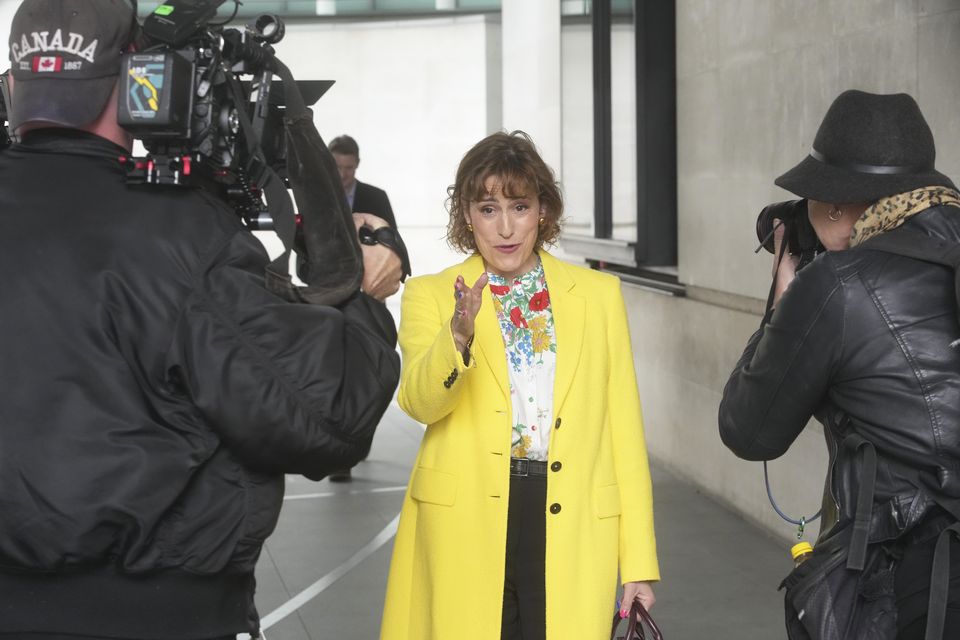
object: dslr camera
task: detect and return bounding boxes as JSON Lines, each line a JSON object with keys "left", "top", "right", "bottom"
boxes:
{"left": 755, "top": 199, "right": 824, "bottom": 271}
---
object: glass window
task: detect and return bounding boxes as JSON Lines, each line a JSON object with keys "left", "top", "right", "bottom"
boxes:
{"left": 373, "top": 0, "right": 436, "bottom": 11}
{"left": 138, "top": 0, "right": 502, "bottom": 19}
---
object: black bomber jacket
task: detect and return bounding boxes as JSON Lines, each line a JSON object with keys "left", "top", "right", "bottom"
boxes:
{"left": 719, "top": 205, "right": 960, "bottom": 545}
{"left": 0, "top": 130, "right": 400, "bottom": 637}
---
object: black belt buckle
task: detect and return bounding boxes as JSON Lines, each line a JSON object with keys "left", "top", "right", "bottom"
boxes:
{"left": 511, "top": 458, "right": 530, "bottom": 477}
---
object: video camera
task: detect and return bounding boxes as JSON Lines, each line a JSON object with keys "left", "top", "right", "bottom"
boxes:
{"left": 755, "top": 199, "right": 824, "bottom": 272}
{"left": 118, "top": 0, "right": 329, "bottom": 229}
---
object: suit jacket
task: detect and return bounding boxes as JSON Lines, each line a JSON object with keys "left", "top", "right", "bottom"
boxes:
{"left": 353, "top": 180, "right": 396, "bottom": 228}
{"left": 381, "top": 250, "right": 659, "bottom": 640}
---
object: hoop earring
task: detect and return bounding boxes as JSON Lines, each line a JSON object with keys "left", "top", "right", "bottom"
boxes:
{"left": 467, "top": 223, "right": 474, "bottom": 232}
{"left": 828, "top": 206, "right": 843, "bottom": 222}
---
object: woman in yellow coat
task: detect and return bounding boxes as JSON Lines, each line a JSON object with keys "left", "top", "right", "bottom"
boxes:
{"left": 381, "top": 131, "right": 659, "bottom": 640}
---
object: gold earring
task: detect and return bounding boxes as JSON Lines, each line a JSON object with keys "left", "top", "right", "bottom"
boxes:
{"left": 828, "top": 206, "right": 843, "bottom": 222}
{"left": 538, "top": 217, "right": 545, "bottom": 225}
{"left": 467, "top": 223, "right": 474, "bottom": 232}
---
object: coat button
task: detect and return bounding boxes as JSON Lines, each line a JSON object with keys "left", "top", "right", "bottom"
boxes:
{"left": 549, "top": 503, "right": 561, "bottom": 514}
{"left": 443, "top": 380, "right": 451, "bottom": 389}
{"left": 554, "top": 418, "right": 562, "bottom": 429}
{"left": 550, "top": 461, "right": 562, "bottom": 472}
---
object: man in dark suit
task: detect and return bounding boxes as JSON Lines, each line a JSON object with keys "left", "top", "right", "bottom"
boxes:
{"left": 329, "top": 135, "right": 402, "bottom": 482}
{"left": 329, "top": 134, "right": 397, "bottom": 227}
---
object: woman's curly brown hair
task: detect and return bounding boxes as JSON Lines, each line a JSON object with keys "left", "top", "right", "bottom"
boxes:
{"left": 446, "top": 130, "right": 563, "bottom": 254}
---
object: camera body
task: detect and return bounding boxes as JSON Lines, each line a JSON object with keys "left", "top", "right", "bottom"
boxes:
{"left": 117, "top": 0, "right": 326, "bottom": 226}
{"left": 755, "top": 199, "right": 824, "bottom": 271}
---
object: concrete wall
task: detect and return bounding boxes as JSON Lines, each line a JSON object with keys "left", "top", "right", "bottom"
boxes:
{"left": 0, "top": 1, "right": 16, "bottom": 56}
{"left": 677, "top": 0, "right": 960, "bottom": 298}
{"left": 639, "top": 0, "right": 960, "bottom": 544}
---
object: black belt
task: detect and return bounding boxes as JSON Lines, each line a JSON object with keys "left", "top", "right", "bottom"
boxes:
{"left": 510, "top": 457, "right": 547, "bottom": 477}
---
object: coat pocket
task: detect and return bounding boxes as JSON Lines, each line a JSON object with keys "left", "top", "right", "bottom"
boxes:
{"left": 595, "top": 483, "right": 622, "bottom": 518}
{"left": 410, "top": 466, "right": 457, "bottom": 506}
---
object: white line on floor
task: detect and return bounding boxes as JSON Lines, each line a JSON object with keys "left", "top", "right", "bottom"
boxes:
{"left": 258, "top": 513, "right": 402, "bottom": 631}
{"left": 282, "top": 485, "right": 407, "bottom": 501}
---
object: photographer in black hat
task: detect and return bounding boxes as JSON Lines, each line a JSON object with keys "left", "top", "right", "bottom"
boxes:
{"left": 0, "top": 1, "right": 400, "bottom": 638}
{"left": 719, "top": 90, "right": 960, "bottom": 640}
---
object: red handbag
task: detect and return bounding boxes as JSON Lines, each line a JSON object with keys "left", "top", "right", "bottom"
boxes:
{"left": 610, "top": 599, "right": 663, "bottom": 640}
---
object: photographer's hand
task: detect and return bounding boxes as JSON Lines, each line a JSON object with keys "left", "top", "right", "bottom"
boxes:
{"left": 772, "top": 219, "right": 800, "bottom": 306}
{"left": 451, "top": 273, "right": 488, "bottom": 356}
{"left": 354, "top": 213, "right": 402, "bottom": 301}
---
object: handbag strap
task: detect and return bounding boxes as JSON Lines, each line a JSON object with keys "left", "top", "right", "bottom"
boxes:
{"left": 924, "top": 522, "right": 960, "bottom": 640}
{"left": 843, "top": 433, "right": 878, "bottom": 571}
{"left": 610, "top": 599, "right": 663, "bottom": 640}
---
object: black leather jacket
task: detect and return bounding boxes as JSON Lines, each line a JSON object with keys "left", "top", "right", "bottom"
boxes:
{"left": 0, "top": 130, "right": 400, "bottom": 637}
{"left": 720, "top": 205, "right": 960, "bottom": 546}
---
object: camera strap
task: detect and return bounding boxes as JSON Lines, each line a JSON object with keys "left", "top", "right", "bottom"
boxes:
{"left": 264, "top": 57, "right": 364, "bottom": 306}
{"left": 762, "top": 230, "right": 823, "bottom": 538}
{"left": 213, "top": 65, "right": 314, "bottom": 304}
{"left": 760, "top": 226, "right": 790, "bottom": 323}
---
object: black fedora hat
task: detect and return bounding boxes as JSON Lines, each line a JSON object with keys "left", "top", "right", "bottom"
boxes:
{"left": 775, "top": 89, "right": 956, "bottom": 203}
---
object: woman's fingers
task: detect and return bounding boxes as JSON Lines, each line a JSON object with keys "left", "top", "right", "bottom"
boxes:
{"left": 620, "top": 581, "right": 656, "bottom": 618}
{"left": 451, "top": 274, "right": 487, "bottom": 344}
{"left": 471, "top": 272, "right": 489, "bottom": 295}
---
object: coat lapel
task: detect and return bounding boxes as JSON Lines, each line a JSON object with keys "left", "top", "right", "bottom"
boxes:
{"left": 460, "top": 255, "right": 510, "bottom": 402}
{"left": 541, "top": 251, "right": 585, "bottom": 418}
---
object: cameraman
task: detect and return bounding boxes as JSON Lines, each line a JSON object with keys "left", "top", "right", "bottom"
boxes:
{"left": 0, "top": 1, "right": 400, "bottom": 639}
{"left": 719, "top": 90, "right": 960, "bottom": 639}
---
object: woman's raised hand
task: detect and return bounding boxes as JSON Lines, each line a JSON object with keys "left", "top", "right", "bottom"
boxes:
{"left": 451, "top": 273, "right": 489, "bottom": 351}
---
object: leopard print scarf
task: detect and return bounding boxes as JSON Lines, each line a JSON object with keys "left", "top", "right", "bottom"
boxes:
{"left": 849, "top": 186, "right": 960, "bottom": 247}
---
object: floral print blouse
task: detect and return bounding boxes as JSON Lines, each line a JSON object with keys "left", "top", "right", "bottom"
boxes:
{"left": 488, "top": 259, "right": 557, "bottom": 462}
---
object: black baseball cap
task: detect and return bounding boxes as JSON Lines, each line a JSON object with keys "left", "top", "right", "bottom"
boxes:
{"left": 7, "top": 0, "right": 137, "bottom": 130}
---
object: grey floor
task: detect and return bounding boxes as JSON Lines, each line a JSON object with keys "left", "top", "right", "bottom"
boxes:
{"left": 247, "top": 405, "right": 791, "bottom": 640}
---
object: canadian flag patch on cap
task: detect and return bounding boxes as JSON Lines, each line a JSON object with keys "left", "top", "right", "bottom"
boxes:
{"left": 31, "top": 55, "right": 63, "bottom": 73}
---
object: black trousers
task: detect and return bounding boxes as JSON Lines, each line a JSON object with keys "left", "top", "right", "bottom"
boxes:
{"left": 895, "top": 526, "right": 960, "bottom": 639}
{"left": 501, "top": 474, "right": 547, "bottom": 640}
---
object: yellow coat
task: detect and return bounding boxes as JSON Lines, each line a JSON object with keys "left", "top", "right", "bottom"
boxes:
{"left": 381, "top": 251, "right": 659, "bottom": 640}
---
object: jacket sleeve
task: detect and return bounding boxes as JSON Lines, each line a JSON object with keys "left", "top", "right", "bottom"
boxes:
{"left": 605, "top": 280, "right": 660, "bottom": 583}
{"left": 718, "top": 257, "right": 845, "bottom": 461}
{"left": 169, "top": 229, "right": 400, "bottom": 480}
{"left": 396, "top": 277, "right": 476, "bottom": 425}
{"left": 380, "top": 190, "right": 397, "bottom": 229}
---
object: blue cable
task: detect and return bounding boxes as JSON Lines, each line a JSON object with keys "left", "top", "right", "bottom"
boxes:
{"left": 764, "top": 460, "right": 821, "bottom": 529}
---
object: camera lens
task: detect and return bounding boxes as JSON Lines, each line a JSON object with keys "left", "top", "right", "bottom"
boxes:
{"left": 755, "top": 199, "right": 806, "bottom": 254}
{"left": 250, "top": 15, "right": 285, "bottom": 44}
